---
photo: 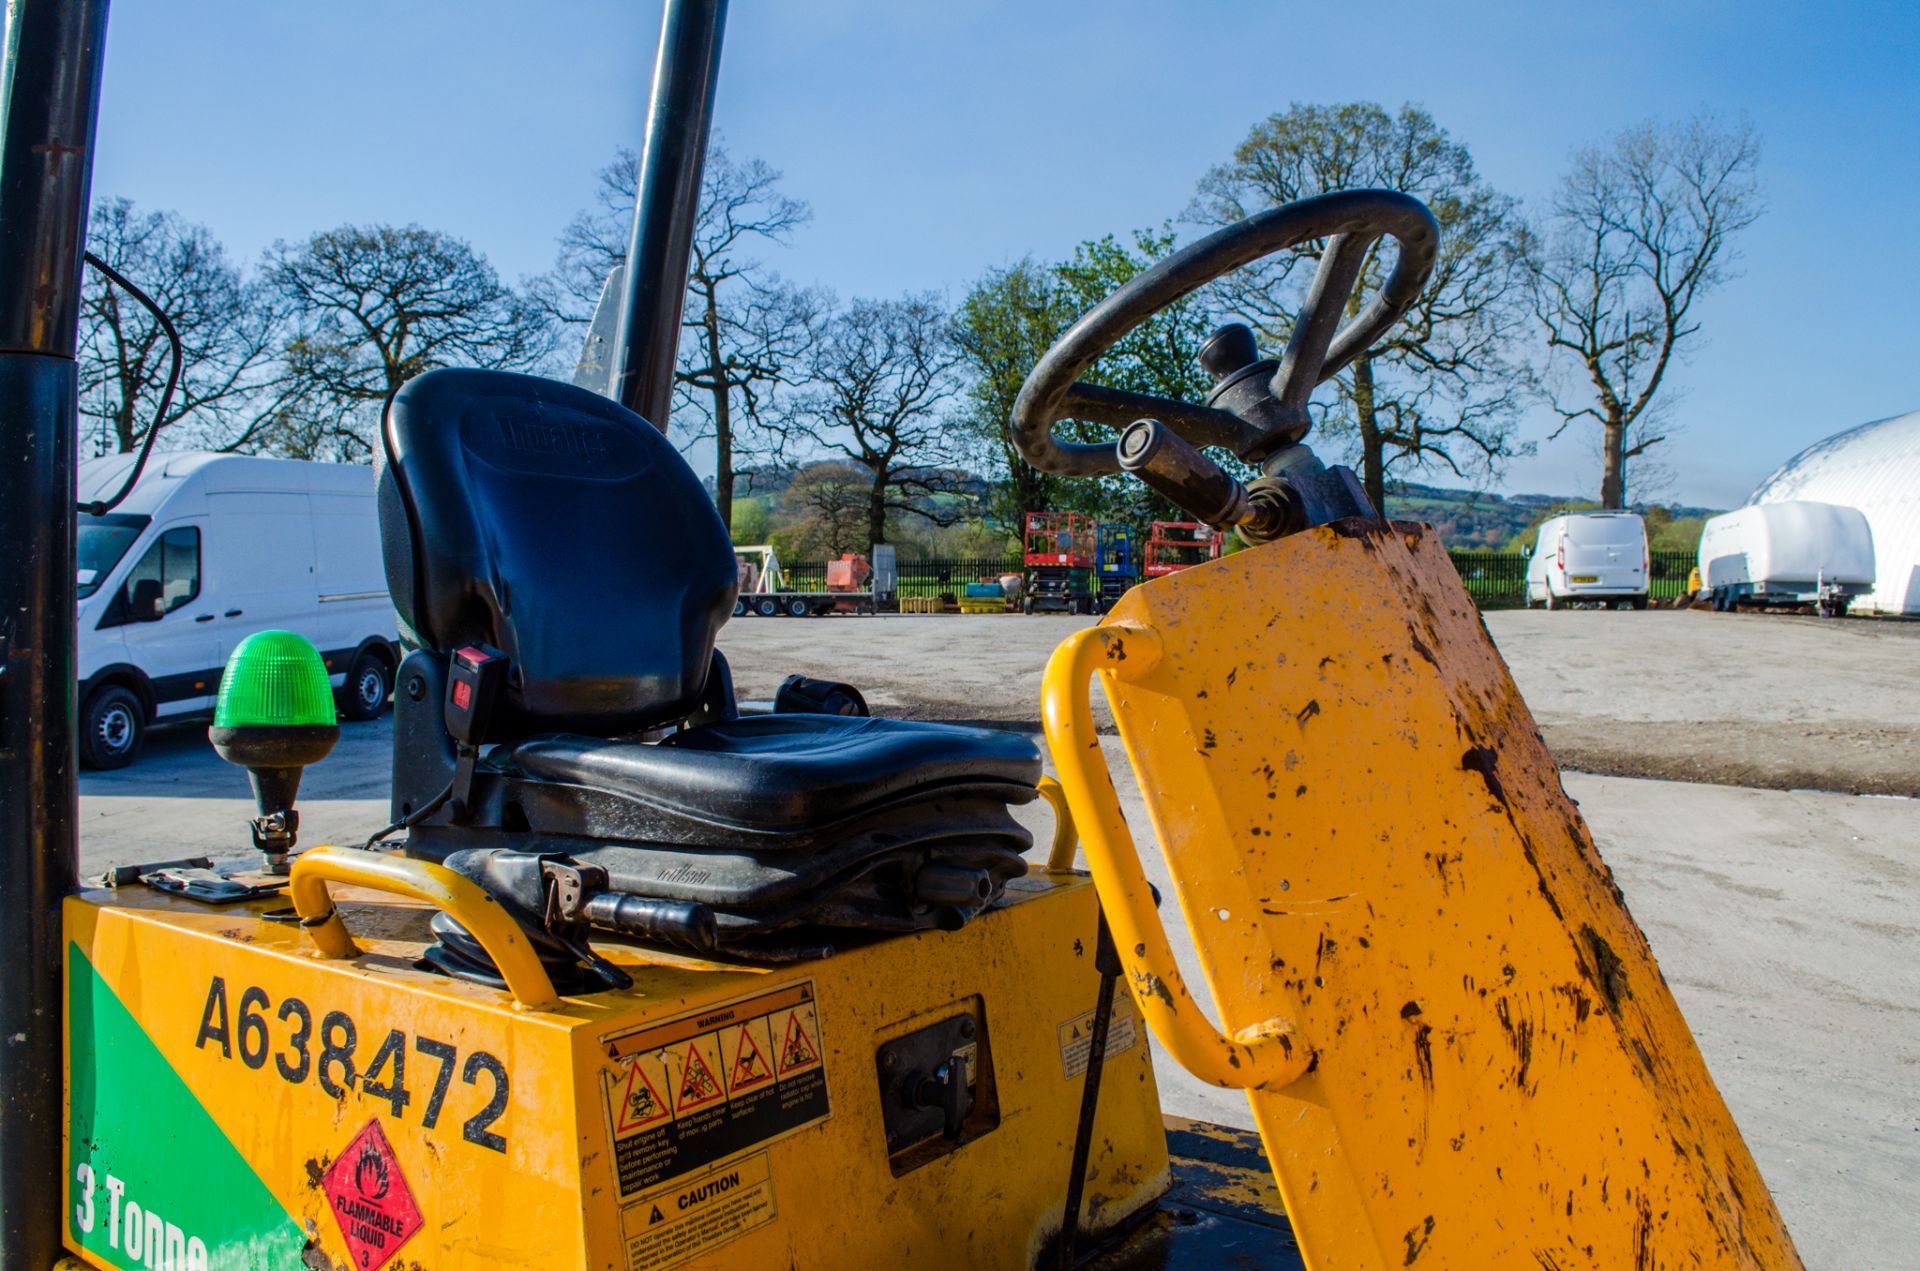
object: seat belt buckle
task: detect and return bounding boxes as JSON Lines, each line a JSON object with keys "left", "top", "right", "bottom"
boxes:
{"left": 446, "top": 643, "right": 509, "bottom": 745}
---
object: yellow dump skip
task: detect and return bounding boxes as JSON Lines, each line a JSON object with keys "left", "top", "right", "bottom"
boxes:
{"left": 1043, "top": 521, "right": 1801, "bottom": 1270}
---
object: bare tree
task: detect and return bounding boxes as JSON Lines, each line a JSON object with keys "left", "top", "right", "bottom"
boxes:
{"left": 541, "top": 143, "right": 816, "bottom": 529}
{"left": 267, "top": 224, "right": 552, "bottom": 458}
{"left": 1194, "top": 103, "right": 1532, "bottom": 511}
{"left": 1523, "top": 112, "right": 1762, "bottom": 507}
{"left": 777, "top": 461, "right": 871, "bottom": 558}
{"left": 78, "top": 199, "right": 295, "bottom": 455}
{"left": 536, "top": 148, "right": 641, "bottom": 329}
{"left": 778, "top": 294, "right": 967, "bottom": 547}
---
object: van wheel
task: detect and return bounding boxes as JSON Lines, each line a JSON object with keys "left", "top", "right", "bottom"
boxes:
{"left": 80, "top": 685, "right": 144, "bottom": 770}
{"left": 341, "top": 649, "right": 392, "bottom": 721}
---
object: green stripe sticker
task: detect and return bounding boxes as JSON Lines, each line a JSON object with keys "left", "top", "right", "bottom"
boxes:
{"left": 67, "top": 944, "right": 310, "bottom": 1270}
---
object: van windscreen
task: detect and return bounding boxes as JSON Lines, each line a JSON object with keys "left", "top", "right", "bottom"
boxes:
{"left": 78, "top": 513, "right": 150, "bottom": 597}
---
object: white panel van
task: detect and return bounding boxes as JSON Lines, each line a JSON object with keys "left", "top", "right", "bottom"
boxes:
{"left": 1524, "top": 512, "right": 1650, "bottom": 610}
{"left": 76, "top": 452, "right": 399, "bottom": 768}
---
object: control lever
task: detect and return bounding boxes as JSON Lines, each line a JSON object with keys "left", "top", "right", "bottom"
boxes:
{"left": 913, "top": 1048, "right": 974, "bottom": 1140}
{"left": 1116, "top": 418, "right": 1303, "bottom": 542}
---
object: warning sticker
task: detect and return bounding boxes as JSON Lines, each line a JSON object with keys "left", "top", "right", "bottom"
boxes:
{"left": 1057, "top": 1004, "right": 1139, "bottom": 1079}
{"left": 620, "top": 1151, "right": 777, "bottom": 1270}
{"left": 601, "top": 981, "right": 831, "bottom": 1198}
{"left": 321, "top": 1119, "right": 424, "bottom": 1271}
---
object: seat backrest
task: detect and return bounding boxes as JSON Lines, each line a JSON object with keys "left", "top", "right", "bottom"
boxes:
{"left": 378, "top": 368, "right": 737, "bottom": 737}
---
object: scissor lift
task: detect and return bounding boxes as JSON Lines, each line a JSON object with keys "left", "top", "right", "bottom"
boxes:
{"left": 1092, "top": 522, "right": 1138, "bottom": 613}
{"left": 1022, "top": 511, "right": 1095, "bottom": 615}
{"left": 1142, "top": 520, "right": 1221, "bottom": 578}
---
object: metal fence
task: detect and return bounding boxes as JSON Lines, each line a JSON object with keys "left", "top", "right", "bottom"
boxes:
{"left": 782, "top": 557, "right": 1025, "bottom": 600}
{"left": 1447, "top": 550, "right": 1697, "bottom": 607}
{"left": 778, "top": 550, "right": 1697, "bottom": 608}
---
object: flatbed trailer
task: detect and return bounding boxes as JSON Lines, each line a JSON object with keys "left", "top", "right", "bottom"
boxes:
{"left": 733, "top": 590, "right": 877, "bottom": 617}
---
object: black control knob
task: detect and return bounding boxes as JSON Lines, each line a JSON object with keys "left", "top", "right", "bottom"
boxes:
{"left": 1198, "top": 322, "right": 1262, "bottom": 384}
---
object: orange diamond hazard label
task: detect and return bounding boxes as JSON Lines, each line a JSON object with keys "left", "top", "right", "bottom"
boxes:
{"left": 676, "top": 1041, "right": 724, "bottom": 1113}
{"left": 778, "top": 1011, "right": 819, "bottom": 1076}
{"left": 728, "top": 1025, "right": 773, "bottom": 1093}
{"left": 322, "top": 1119, "right": 423, "bottom": 1271}
{"left": 615, "top": 1061, "right": 670, "bottom": 1133}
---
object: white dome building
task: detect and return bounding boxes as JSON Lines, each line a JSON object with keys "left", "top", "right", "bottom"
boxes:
{"left": 1748, "top": 409, "right": 1920, "bottom": 614}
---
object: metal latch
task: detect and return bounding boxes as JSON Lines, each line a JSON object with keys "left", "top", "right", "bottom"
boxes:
{"left": 875, "top": 1002, "right": 997, "bottom": 1174}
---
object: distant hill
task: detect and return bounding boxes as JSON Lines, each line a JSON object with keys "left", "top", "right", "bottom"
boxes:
{"left": 1382, "top": 481, "right": 1722, "bottom": 550}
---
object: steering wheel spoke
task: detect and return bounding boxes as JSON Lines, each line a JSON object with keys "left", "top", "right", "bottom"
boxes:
{"left": 1274, "top": 230, "right": 1379, "bottom": 414}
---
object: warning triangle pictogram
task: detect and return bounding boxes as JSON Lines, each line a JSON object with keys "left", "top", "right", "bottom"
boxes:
{"left": 728, "top": 1026, "right": 772, "bottom": 1093}
{"left": 649, "top": 1205, "right": 665, "bottom": 1226}
{"left": 614, "top": 1062, "right": 670, "bottom": 1134}
{"left": 676, "top": 1042, "right": 724, "bottom": 1113}
{"left": 778, "top": 1012, "right": 819, "bottom": 1075}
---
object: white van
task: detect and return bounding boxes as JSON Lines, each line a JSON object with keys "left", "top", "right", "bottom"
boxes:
{"left": 77, "top": 452, "right": 399, "bottom": 768}
{"left": 1524, "top": 511, "right": 1649, "bottom": 610}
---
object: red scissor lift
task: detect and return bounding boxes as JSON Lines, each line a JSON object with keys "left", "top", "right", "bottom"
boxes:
{"left": 1022, "top": 511, "right": 1096, "bottom": 614}
{"left": 1143, "top": 520, "right": 1222, "bottom": 578}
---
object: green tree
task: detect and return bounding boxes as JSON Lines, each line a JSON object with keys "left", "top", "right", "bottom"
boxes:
{"left": 952, "top": 259, "right": 1069, "bottom": 530}
{"left": 728, "top": 496, "right": 771, "bottom": 544}
{"left": 954, "top": 227, "right": 1216, "bottom": 528}
{"left": 1522, "top": 112, "right": 1762, "bottom": 508}
{"left": 1193, "top": 102, "right": 1531, "bottom": 512}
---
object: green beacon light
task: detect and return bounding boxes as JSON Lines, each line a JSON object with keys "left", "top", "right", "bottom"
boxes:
{"left": 210, "top": 630, "right": 340, "bottom": 874}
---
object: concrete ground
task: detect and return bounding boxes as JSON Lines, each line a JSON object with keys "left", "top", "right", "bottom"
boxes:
{"left": 716, "top": 607, "right": 1920, "bottom": 794}
{"left": 82, "top": 607, "right": 1918, "bottom": 1269}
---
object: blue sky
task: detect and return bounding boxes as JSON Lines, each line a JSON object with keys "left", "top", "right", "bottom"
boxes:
{"left": 92, "top": 1, "right": 1918, "bottom": 509}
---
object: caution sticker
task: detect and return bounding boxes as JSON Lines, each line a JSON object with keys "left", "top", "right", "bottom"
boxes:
{"left": 601, "top": 981, "right": 830, "bottom": 1198}
{"left": 620, "top": 1152, "right": 777, "bottom": 1270}
{"left": 1057, "top": 1004, "right": 1139, "bottom": 1079}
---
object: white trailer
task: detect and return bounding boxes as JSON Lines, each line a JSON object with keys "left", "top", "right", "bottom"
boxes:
{"left": 1697, "top": 500, "right": 1875, "bottom": 616}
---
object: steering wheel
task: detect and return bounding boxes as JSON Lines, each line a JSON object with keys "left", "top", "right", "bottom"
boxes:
{"left": 1010, "top": 190, "right": 1439, "bottom": 477}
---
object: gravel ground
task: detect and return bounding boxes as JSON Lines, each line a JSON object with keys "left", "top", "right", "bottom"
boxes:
{"left": 716, "top": 607, "right": 1920, "bottom": 794}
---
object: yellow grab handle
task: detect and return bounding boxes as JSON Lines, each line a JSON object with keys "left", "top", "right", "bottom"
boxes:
{"left": 289, "top": 845, "right": 561, "bottom": 1012}
{"left": 1036, "top": 775, "right": 1079, "bottom": 873}
{"left": 1041, "top": 624, "right": 1309, "bottom": 1091}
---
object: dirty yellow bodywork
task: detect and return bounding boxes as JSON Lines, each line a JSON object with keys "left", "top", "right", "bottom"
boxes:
{"left": 61, "top": 862, "right": 1168, "bottom": 1270}
{"left": 1042, "top": 521, "right": 1801, "bottom": 1269}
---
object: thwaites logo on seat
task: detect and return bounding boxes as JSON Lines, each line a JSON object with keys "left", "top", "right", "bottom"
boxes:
{"left": 322, "top": 1120, "right": 424, "bottom": 1271}
{"left": 495, "top": 414, "right": 612, "bottom": 462}
{"left": 600, "top": 981, "right": 830, "bottom": 1198}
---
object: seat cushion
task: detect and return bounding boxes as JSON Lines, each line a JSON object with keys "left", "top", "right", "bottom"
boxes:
{"left": 505, "top": 714, "right": 1040, "bottom": 833}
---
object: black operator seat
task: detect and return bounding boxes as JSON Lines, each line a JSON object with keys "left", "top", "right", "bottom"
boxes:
{"left": 376, "top": 369, "right": 1036, "bottom": 958}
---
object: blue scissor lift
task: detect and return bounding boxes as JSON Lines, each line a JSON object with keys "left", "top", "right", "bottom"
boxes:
{"left": 1094, "top": 522, "right": 1139, "bottom": 614}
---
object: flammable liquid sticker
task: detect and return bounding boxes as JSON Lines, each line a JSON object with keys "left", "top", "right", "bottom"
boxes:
{"left": 600, "top": 980, "right": 829, "bottom": 1198}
